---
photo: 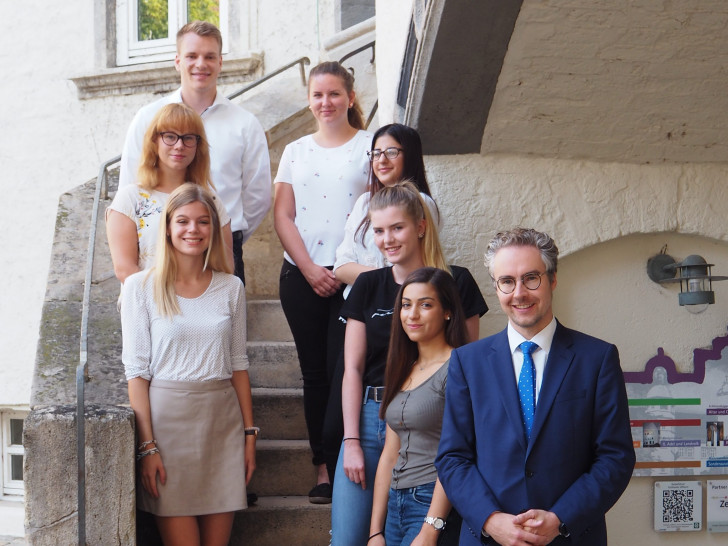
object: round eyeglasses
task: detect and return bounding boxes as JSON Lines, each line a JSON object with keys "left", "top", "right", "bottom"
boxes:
{"left": 495, "top": 272, "right": 547, "bottom": 294}
{"left": 367, "top": 147, "right": 404, "bottom": 161}
{"left": 158, "top": 132, "right": 200, "bottom": 148}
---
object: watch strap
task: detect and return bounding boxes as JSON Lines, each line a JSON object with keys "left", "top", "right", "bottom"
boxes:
{"left": 423, "top": 516, "right": 446, "bottom": 530}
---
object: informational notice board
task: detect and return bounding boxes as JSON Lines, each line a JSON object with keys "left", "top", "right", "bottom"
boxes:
{"left": 624, "top": 329, "right": 728, "bottom": 477}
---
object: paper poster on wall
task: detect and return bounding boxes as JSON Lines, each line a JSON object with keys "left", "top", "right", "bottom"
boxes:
{"left": 707, "top": 480, "right": 728, "bottom": 533}
{"left": 624, "top": 329, "right": 728, "bottom": 477}
{"left": 654, "top": 481, "right": 702, "bottom": 532}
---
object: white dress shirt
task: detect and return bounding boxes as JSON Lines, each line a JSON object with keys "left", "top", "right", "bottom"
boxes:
{"left": 507, "top": 317, "right": 557, "bottom": 404}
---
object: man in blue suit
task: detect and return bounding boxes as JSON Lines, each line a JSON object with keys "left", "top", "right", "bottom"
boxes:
{"left": 435, "top": 228, "right": 634, "bottom": 545}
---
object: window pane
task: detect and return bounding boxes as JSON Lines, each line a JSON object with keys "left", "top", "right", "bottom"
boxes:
{"left": 138, "top": 0, "right": 169, "bottom": 41}
{"left": 11, "top": 454, "right": 23, "bottom": 481}
{"left": 341, "top": 0, "right": 375, "bottom": 30}
{"left": 9, "top": 418, "right": 23, "bottom": 445}
{"left": 188, "top": 0, "right": 219, "bottom": 27}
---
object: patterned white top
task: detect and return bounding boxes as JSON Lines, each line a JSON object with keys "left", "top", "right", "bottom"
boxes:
{"left": 107, "top": 184, "right": 230, "bottom": 271}
{"left": 121, "top": 270, "right": 248, "bottom": 381}
{"left": 274, "top": 130, "right": 372, "bottom": 266}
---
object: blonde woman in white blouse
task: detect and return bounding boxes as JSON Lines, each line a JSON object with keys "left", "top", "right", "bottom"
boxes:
{"left": 121, "top": 183, "right": 256, "bottom": 545}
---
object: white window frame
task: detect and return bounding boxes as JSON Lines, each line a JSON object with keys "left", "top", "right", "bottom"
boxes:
{"left": 2, "top": 412, "right": 26, "bottom": 497}
{"left": 116, "top": 0, "right": 229, "bottom": 66}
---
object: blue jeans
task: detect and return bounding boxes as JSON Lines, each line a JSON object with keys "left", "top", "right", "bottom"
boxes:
{"left": 330, "top": 395, "right": 386, "bottom": 545}
{"left": 385, "top": 481, "right": 435, "bottom": 546}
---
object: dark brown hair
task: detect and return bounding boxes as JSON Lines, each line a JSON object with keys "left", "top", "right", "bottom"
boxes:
{"left": 379, "top": 267, "right": 468, "bottom": 417}
{"left": 308, "top": 61, "right": 364, "bottom": 129}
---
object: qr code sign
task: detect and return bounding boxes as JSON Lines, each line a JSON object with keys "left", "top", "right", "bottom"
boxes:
{"left": 662, "top": 489, "right": 693, "bottom": 523}
{"left": 654, "top": 481, "right": 702, "bottom": 532}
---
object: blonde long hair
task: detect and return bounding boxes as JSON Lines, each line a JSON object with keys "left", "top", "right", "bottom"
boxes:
{"left": 137, "top": 103, "right": 213, "bottom": 191}
{"left": 151, "top": 183, "right": 232, "bottom": 317}
{"left": 368, "top": 181, "right": 449, "bottom": 272}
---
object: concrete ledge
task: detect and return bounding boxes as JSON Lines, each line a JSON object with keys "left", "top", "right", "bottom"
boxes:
{"left": 231, "top": 496, "right": 330, "bottom": 546}
{"left": 248, "top": 440, "right": 316, "bottom": 496}
{"left": 247, "top": 342, "right": 301, "bottom": 388}
{"left": 251, "top": 388, "right": 306, "bottom": 440}
{"left": 24, "top": 405, "right": 135, "bottom": 545}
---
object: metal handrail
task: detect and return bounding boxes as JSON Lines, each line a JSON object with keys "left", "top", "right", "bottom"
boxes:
{"left": 100, "top": 155, "right": 121, "bottom": 201}
{"left": 339, "top": 40, "right": 375, "bottom": 65}
{"left": 78, "top": 46, "right": 373, "bottom": 544}
{"left": 76, "top": 154, "right": 116, "bottom": 544}
{"left": 227, "top": 56, "right": 310, "bottom": 101}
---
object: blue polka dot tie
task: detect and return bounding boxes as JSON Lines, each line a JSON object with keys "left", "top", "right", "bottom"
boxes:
{"left": 518, "top": 341, "right": 538, "bottom": 440}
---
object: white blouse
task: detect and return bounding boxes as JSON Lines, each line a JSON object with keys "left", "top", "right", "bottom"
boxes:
{"left": 274, "top": 131, "right": 372, "bottom": 266}
{"left": 121, "top": 270, "right": 248, "bottom": 381}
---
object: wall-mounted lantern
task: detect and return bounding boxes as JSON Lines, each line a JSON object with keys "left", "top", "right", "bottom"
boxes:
{"left": 647, "top": 248, "right": 728, "bottom": 313}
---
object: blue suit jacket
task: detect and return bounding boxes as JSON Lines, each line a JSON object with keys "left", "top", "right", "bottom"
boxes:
{"left": 435, "top": 322, "right": 635, "bottom": 545}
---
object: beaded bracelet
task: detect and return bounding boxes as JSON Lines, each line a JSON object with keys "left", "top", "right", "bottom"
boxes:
{"left": 138, "top": 439, "right": 156, "bottom": 451}
{"left": 368, "top": 531, "right": 383, "bottom": 542}
{"left": 136, "top": 447, "right": 160, "bottom": 461}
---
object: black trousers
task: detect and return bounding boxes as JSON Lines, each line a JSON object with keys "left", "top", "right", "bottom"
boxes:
{"left": 233, "top": 230, "right": 245, "bottom": 286}
{"left": 279, "top": 260, "right": 344, "bottom": 467}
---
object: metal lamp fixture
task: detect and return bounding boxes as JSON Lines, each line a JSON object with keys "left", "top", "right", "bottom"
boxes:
{"left": 647, "top": 248, "right": 728, "bottom": 313}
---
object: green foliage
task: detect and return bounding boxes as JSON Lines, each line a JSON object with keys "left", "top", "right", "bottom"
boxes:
{"left": 138, "top": 0, "right": 168, "bottom": 41}
{"left": 189, "top": 0, "right": 219, "bottom": 26}
{"left": 138, "top": 0, "right": 219, "bottom": 42}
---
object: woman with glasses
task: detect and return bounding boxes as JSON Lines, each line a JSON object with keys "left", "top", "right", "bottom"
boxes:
{"left": 107, "top": 103, "right": 233, "bottom": 285}
{"left": 331, "top": 182, "right": 487, "bottom": 544}
{"left": 334, "top": 123, "right": 440, "bottom": 298}
{"left": 273, "top": 61, "right": 372, "bottom": 503}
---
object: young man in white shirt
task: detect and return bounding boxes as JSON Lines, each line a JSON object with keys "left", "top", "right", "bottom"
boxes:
{"left": 119, "top": 21, "right": 271, "bottom": 285}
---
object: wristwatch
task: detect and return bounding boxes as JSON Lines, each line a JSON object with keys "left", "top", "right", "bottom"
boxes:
{"left": 558, "top": 521, "right": 571, "bottom": 537}
{"left": 424, "top": 516, "right": 447, "bottom": 531}
{"left": 244, "top": 426, "right": 260, "bottom": 437}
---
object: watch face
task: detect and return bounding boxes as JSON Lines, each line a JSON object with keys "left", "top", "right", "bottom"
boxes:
{"left": 433, "top": 518, "right": 445, "bottom": 530}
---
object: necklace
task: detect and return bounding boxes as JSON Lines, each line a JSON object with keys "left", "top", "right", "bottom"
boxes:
{"left": 416, "top": 358, "right": 443, "bottom": 371}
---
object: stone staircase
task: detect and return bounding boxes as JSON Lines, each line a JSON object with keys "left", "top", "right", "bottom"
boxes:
{"left": 231, "top": 300, "right": 331, "bottom": 545}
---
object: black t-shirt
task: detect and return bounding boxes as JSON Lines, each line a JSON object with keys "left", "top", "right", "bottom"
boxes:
{"left": 341, "top": 265, "right": 488, "bottom": 386}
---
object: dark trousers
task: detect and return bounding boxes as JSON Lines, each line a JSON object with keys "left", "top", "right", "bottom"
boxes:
{"left": 279, "top": 260, "right": 344, "bottom": 467}
{"left": 322, "top": 341, "right": 345, "bottom": 483}
{"left": 233, "top": 230, "right": 245, "bottom": 286}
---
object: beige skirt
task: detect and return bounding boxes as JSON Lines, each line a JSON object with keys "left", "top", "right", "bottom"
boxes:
{"left": 138, "top": 378, "right": 247, "bottom": 516}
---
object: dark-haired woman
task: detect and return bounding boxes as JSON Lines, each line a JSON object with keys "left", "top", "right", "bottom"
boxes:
{"left": 273, "top": 61, "right": 372, "bottom": 502}
{"left": 369, "top": 268, "right": 467, "bottom": 546}
{"left": 334, "top": 123, "right": 440, "bottom": 298}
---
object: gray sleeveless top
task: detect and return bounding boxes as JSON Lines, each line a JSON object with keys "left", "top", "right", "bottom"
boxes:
{"left": 385, "top": 360, "right": 449, "bottom": 489}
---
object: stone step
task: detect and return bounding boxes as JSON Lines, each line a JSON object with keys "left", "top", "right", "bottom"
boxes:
{"left": 248, "top": 439, "right": 317, "bottom": 497}
{"left": 252, "top": 387, "right": 306, "bottom": 440}
{"left": 231, "top": 496, "right": 330, "bottom": 546}
{"left": 247, "top": 299, "right": 293, "bottom": 342}
{"left": 248, "top": 341, "right": 301, "bottom": 388}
